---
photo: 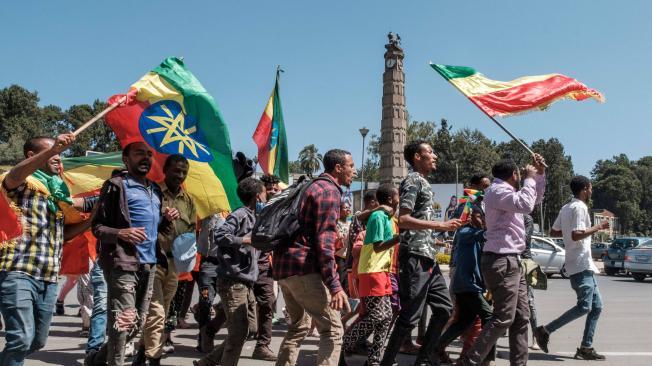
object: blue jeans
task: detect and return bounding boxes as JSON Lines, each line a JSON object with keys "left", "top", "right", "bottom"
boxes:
{"left": 86, "top": 261, "right": 107, "bottom": 353}
{"left": 545, "top": 270, "right": 603, "bottom": 347}
{"left": 0, "top": 271, "right": 58, "bottom": 366}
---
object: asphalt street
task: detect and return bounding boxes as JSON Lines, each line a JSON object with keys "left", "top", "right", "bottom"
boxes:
{"left": 5, "top": 264, "right": 652, "bottom": 366}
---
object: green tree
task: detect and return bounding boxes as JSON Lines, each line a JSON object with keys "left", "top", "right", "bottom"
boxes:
{"left": 0, "top": 85, "right": 65, "bottom": 164}
{"left": 592, "top": 159, "right": 642, "bottom": 234}
{"left": 65, "top": 100, "right": 120, "bottom": 156}
{"left": 297, "top": 144, "right": 322, "bottom": 177}
{"left": 288, "top": 160, "right": 303, "bottom": 174}
{"left": 530, "top": 138, "right": 574, "bottom": 232}
{"left": 450, "top": 128, "right": 499, "bottom": 185}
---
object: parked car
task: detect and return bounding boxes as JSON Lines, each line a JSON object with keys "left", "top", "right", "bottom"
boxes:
{"left": 625, "top": 240, "right": 652, "bottom": 282}
{"left": 550, "top": 237, "right": 565, "bottom": 248}
{"left": 603, "top": 237, "right": 652, "bottom": 276}
{"left": 531, "top": 236, "right": 568, "bottom": 278}
{"left": 591, "top": 243, "right": 609, "bottom": 260}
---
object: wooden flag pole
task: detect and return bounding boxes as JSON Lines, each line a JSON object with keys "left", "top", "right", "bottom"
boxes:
{"left": 71, "top": 94, "right": 128, "bottom": 137}
{"left": 430, "top": 63, "right": 547, "bottom": 167}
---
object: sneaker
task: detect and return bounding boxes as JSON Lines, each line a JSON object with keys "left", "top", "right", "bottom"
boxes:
{"left": 533, "top": 326, "right": 550, "bottom": 354}
{"left": 193, "top": 358, "right": 217, "bottom": 366}
{"left": 574, "top": 347, "right": 606, "bottom": 361}
{"left": 177, "top": 318, "right": 191, "bottom": 329}
{"left": 55, "top": 300, "right": 65, "bottom": 315}
{"left": 124, "top": 341, "right": 136, "bottom": 358}
{"left": 162, "top": 340, "right": 175, "bottom": 355}
{"left": 252, "top": 345, "right": 277, "bottom": 361}
{"left": 399, "top": 339, "right": 420, "bottom": 355}
{"left": 439, "top": 350, "right": 454, "bottom": 364}
{"left": 84, "top": 350, "right": 97, "bottom": 366}
{"left": 530, "top": 335, "right": 541, "bottom": 350}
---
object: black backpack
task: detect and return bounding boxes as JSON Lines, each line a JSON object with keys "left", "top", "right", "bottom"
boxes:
{"left": 251, "top": 176, "right": 330, "bottom": 251}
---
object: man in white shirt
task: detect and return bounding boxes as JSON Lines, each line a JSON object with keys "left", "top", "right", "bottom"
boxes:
{"left": 533, "top": 175, "right": 609, "bottom": 361}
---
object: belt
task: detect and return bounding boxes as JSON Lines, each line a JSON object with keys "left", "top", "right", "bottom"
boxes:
{"left": 483, "top": 252, "right": 520, "bottom": 258}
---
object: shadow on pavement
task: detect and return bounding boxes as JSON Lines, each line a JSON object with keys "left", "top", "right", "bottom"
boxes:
{"left": 27, "top": 349, "right": 83, "bottom": 366}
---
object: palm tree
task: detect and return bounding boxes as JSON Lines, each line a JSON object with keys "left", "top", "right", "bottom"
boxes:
{"left": 298, "top": 144, "right": 322, "bottom": 177}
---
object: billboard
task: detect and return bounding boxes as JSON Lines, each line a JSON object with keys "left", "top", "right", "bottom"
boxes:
{"left": 430, "top": 183, "right": 464, "bottom": 222}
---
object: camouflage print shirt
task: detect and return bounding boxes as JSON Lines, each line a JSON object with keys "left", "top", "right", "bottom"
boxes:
{"left": 399, "top": 172, "right": 437, "bottom": 260}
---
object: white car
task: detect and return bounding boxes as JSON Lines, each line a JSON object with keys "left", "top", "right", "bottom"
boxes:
{"left": 531, "top": 236, "right": 568, "bottom": 278}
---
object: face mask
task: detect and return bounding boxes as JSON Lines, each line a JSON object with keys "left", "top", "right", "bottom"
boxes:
{"left": 256, "top": 201, "right": 265, "bottom": 213}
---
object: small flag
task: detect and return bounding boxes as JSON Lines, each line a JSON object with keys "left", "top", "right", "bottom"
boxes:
{"left": 253, "top": 69, "right": 289, "bottom": 183}
{"left": 430, "top": 64, "right": 604, "bottom": 117}
{"left": 458, "top": 188, "right": 483, "bottom": 222}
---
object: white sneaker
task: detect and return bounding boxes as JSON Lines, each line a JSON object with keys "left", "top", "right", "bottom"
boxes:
{"left": 124, "top": 341, "right": 135, "bottom": 357}
{"left": 530, "top": 337, "right": 541, "bottom": 350}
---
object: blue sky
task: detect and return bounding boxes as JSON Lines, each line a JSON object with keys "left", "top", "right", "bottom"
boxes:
{"left": 1, "top": 1, "right": 650, "bottom": 176}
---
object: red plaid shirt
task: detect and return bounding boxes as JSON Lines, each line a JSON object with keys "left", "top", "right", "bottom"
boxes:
{"left": 273, "top": 173, "right": 343, "bottom": 295}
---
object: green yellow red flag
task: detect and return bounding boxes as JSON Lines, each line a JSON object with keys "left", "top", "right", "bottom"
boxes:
{"left": 430, "top": 64, "right": 604, "bottom": 117}
{"left": 105, "top": 57, "right": 241, "bottom": 218}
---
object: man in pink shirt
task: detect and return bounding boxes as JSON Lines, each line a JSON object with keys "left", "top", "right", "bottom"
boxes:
{"left": 458, "top": 154, "right": 546, "bottom": 366}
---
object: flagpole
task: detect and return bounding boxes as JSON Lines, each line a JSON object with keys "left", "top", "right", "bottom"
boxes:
{"left": 430, "top": 63, "right": 547, "bottom": 166}
{"left": 71, "top": 91, "right": 133, "bottom": 137}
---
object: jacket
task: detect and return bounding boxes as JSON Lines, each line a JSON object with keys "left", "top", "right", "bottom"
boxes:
{"left": 92, "top": 174, "right": 170, "bottom": 271}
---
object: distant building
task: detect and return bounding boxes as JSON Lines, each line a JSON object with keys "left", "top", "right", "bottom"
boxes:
{"left": 592, "top": 209, "right": 618, "bottom": 240}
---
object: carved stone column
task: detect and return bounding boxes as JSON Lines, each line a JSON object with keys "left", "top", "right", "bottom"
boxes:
{"left": 380, "top": 33, "right": 408, "bottom": 186}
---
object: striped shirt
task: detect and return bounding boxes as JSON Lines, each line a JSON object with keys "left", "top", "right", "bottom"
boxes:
{"left": 0, "top": 181, "right": 64, "bottom": 283}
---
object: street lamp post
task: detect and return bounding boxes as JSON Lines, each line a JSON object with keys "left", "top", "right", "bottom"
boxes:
{"left": 359, "top": 127, "right": 369, "bottom": 211}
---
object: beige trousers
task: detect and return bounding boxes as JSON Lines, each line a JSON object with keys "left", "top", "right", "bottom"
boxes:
{"left": 143, "top": 258, "right": 178, "bottom": 359}
{"left": 276, "top": 273, "right": 343, "bottom": 366}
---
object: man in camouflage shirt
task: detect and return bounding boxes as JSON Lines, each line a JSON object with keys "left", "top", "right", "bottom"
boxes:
{"left": 381, "top": 140, "right": 462, "bottom": 366}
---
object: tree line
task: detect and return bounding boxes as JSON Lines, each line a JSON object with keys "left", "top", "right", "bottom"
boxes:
{"left": 1, "top": 84, "right": 649, "bottom": 236}
{"left": 290, "top": 119, "right": 651, "bottom": 237}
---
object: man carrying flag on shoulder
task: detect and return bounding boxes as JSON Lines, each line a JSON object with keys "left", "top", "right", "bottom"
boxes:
{"left": 0, "top": 133, "right": 94, "bottom": 366}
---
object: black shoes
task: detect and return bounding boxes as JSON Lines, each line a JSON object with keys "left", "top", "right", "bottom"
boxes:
{"left": 55, "top": 300, "right": 65, "bottom": 315}
{"left": 574, "top": 347, "right": 606, "bottom": 361}
{"left": 533, "top": 326, "right": 550, "bottom": 353}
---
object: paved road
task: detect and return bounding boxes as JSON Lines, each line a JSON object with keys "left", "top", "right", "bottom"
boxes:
{"left": 5, "top": 266, "right": 652, "bottom": 365}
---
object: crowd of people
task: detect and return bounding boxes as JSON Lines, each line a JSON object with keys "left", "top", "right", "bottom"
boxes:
{"left": 0, "top": 133, "right": 609, "bottom": 366}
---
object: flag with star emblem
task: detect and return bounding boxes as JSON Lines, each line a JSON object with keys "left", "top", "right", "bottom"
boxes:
{"left": 253, "top": 69, "right": 289, "bottom": 183}
{"left": 105, "top": 57, "right": 240, "bottom": 218}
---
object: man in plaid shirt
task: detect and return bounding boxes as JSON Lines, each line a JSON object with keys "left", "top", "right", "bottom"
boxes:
{"left": 273, "top": 149, "right": 355, "bottom": 366}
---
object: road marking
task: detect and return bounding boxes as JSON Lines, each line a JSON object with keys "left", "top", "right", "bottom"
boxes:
{"left": 557, "top": 352, "right": 652, "bottom": 357}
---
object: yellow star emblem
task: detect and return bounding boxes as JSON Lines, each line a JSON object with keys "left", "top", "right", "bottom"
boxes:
{"left": 145, "top": 103, "right": 210, "bottom": 159}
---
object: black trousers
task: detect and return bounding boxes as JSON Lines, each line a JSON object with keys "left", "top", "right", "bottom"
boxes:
{"left": 381, "top": 250, "right": 453, "bottom": 365}
{"left": 437, "top": 291, "right": 496, "bottom": 361}
{"left": 253, "top": 266, "right": 275, "bottom": 348}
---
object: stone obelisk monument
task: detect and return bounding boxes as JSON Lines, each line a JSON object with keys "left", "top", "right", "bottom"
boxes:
{"left": 379, "top": 32, "right": 408, "bottom": 185}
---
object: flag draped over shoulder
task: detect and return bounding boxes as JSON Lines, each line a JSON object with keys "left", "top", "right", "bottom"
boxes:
{"left": 253, "top": 70, "right": 289, "bottom": 183}
{"left": 59, "top": 154, "right": 123, "bottom": 274}
{"left": 430, "top": 64, "right": 604, "bottom": 117}
{"left": 0, "top": 191, "right": 22, "bottom": 245}
{"left": 105, "top": 57, "right": 241, "bottom": 218}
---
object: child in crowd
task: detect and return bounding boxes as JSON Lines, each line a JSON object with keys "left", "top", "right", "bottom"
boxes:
{"left": 194, "top": 177, "right": 266, "bottom": 366}
{"left": 436, "top": 206, "right": 496, "bottom": 365}
{"left": 343, "top": 184, "right": 400, "bottom": 366}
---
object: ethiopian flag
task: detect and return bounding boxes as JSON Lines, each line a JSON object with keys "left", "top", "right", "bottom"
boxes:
{"left": 430, "top": 64, "right": 604, "bottom": 117}
{"left": 105, "top": 57, "right": 240, "bottom": 218}
{"left": 253, "top": 69, "right": 289, "bottom": 183}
